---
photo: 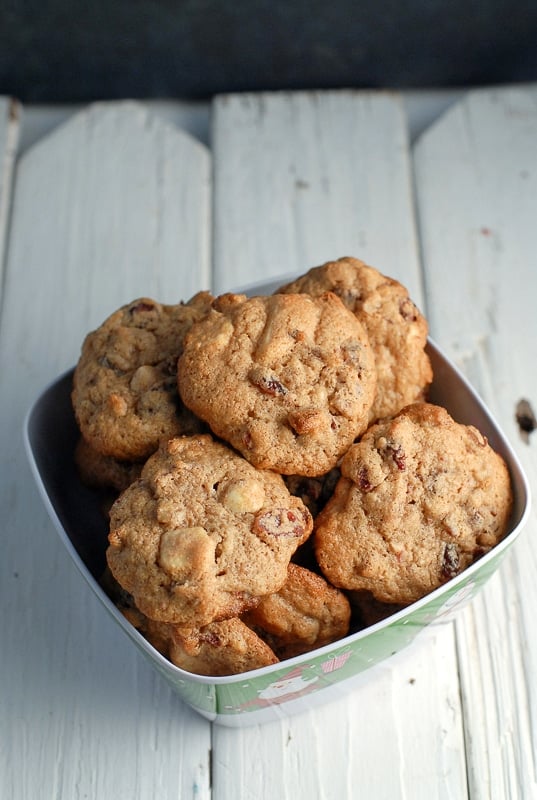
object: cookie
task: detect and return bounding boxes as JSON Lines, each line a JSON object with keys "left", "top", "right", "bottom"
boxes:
{"left": 121, "top": 609, "right": 279, "bottom": 676}
{"left": 278, "top": 257, "right": 432, "bottom": 422}
{"left": 122, "top": 607, "right": 174, "bottom": 659}
{"left": 169, "top": 618, "right": 279, "bottom": 676}
{"left": 177, "top": 291, "right": 376, "bottom": 476}
{"left": 72, "top": 292, "right": 212, "bottom": 461}
{"left": 104, "top": 566, "right": 278, "bottom": 675}
{"left": 242, "top": 563, "right": 351, "bottom": 659}
{"left": 107, "top": 434, "right": 313, "bottom": 627}
{"left": 75, "top": 436, "right": 144, "bottom": 492}
{"left": 101, "top": 566, "right": 174, "bottom": 656}
{"left": 314, "top": 403, "right": 513, "bottom": 605}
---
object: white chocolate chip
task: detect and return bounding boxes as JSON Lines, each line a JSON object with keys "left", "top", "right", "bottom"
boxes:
{"left": 219, "top": 478, "right": 266, "bottom": 514}
{"left": 158, "top": 526, "right": 215, "bottom": 580}
{"left": 212, "top": 317, "right": 234, "bottom": 349}
{"left": 130, "top": 364, "right": 160, "bottom": 393}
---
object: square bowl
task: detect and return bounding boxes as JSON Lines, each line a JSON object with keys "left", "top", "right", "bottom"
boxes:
{"left": 23, "top": 279, "right": 531, "bottom": 727}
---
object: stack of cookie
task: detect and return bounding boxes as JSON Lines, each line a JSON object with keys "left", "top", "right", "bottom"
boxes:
{"left": 72, "top": 257, "right": 513, "bottom": 676}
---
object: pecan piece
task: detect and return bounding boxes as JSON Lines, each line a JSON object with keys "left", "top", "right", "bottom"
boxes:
{"left": 399, "top": 297, "right": 418, "bottom": 322}
{"left": 252, "top": 508, "right": 309, "bottom": 538}
{"left": 340, "top": 341, "right": 364, "bottom": 367}
{"left": 377, "top": 437, "right": 406, "bottom": 470}
{"left": 389, "top": 444, "right": 406, "bottom": 471}
{"left": 335, "top": 288, "right": 362, "bottom": 309}
{"left": 129, "top": 301, "right": 156, "bottom": 315}
{"left": 97, "top": 355, "right": 126, "bottom": 376}
{"left": 288, "top": 408, "right": 323, "bottom": 435}
{"left": 440, "top": 542, "right": 461, "bottom": 581}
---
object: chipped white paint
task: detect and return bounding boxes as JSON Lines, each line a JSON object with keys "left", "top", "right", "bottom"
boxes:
{"left": 414, "top": 86, "right": 537, "bottom": 800}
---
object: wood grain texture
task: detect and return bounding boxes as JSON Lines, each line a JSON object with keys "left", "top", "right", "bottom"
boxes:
{"left": 5, "top": 86, "right": 535, "bottom": 799}
{"left": 212, "top": 90, "right": 424, "bottom": 305}
{"left": 0, "top": 101, "right": 212, "bottom": 800}
{"left": 414, "top": 85, "right": 537, "bottom": 800}
{"left": 0, "top": 96, "right": 20, "bottom": 289}
{"left": 213, "top": 628, "right": 467, "bottom": 800}
{"left": 211, "top": 89, "right": 467, "bottom": 800}
{"left": 17, "top": 99, "right": 210, "bottom": 155}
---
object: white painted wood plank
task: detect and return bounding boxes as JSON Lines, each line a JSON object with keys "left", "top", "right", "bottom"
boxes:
{"left": 213, "top": 627, "right": 466, "bottom": 800}
{"left": 0, "top": 102, "right": 212, "bottom": 800}
{"left": 212, "top": 90, "right": 424, "bottom": 305}
{"left": 414, "top": 85, "right": 537, "bottom": 800}
{"left": 0, "top": 96, "right": 21, "bottom": 289}
{"left": 17, "top": 98, "right": 211, "bottom": 155}
{"left": 211, "top": 89, "right": 468, "bottom": 800}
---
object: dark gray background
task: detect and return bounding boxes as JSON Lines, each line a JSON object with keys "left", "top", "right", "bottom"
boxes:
{"left": 2, "top": 1, "right": 536, "bottom": 102}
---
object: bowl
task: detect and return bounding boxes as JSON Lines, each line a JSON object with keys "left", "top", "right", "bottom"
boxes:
{"left": 23, "top": 279, "right": 531, "bottom": 727}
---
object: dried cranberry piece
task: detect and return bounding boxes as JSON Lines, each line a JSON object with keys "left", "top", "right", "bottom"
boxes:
{"left": 357, "top": 466, "right": 373, "bottom": 492}
{"left": 249, "top": 371, "right": 288, "bottom": 396}
{"left": 199, "top": 631, "right": 222, "bottom": 648}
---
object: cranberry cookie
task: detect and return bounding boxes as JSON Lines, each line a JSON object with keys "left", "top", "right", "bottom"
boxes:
{"left": 314, "top": 403, "right": 513, "bottom": 605}
{"left": 177, "top": 291, "right": 376, "bottom": 476}
{"left": 243, "top": 563, "right": 351, "bottom": 659}
{"left": 107, "top": 434, "right": 313, "bottom": 627}
{"left": 169, "top": 618, "right": 279, "bottom": 676}
{"left": 75, "top": 436, "right": 143, "bottom": 492}
{"left": 106, "top": 567, "right": 278, "bottom": 675}
{"left": 347, "top": 591, "right": 405, "bottom": 628}
{"left": 119, "top": 605, "right": 278, "bottom": 676}
{"left": 72, "top": 293, "right": 212, "bottom": 461}
{"left": 278, "top": 257, "right": 432, "bottom": 422}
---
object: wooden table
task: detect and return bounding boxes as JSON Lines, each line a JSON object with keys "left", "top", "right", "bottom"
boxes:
{"left": 1, "top": 87, "right": 536, "bottom": 799}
